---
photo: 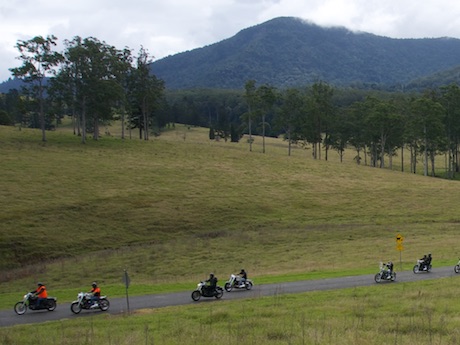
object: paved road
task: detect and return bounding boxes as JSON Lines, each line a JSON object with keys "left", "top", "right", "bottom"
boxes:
{"left": 1, "top": 266, "right": 457, "bottom": 328}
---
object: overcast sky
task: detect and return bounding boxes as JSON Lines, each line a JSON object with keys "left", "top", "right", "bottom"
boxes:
{"left": 2, "top": 0, "right": 460, "bottom": 82}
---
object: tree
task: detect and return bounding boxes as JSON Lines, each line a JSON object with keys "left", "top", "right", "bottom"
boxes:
{"left": 256, "top": 84, "right": 277, "bottom": 154}
{"left": 310, "top": 82, "right": 335, "bottom": 160}
{"left": 276, "top": 88, "right": 304, "bottom": 156}
{"left": 127, "top": 47, "right": 164, "bottom": 140}
{"left": 440, "top": 84, "right": 460, "bottom": 178}
{"left": 62, "top": 36, "right": 130, "bottom": 143}
{"left": 328, "top": 109, "right": 353, "bottom": 163}
{"left": 0, "top": 109, "right": 13, "bottom": 125}
{"left": 243, "top": 80, "right": 257, "bottom": 151}
{"left": 410, "top": 95, "right": 445, "bottom": 176}
{"left": 345, "top": 100, "right": 368, "bottom": 165}
{"left": 10, "top": 35, "right": 63, "bottom": 141}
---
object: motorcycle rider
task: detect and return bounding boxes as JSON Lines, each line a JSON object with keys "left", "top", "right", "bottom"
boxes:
{"left": 426, "top": 253, "right": 432, "bottom": 269}
{"left": 238, "top": 269, "right": 247, "bottom": 287}
{"left": 386, "top": 261, "right": 394, "bottom": 278}
{"left": 89, "top": 282, "right": 101, "bottom": 307}
{"left": 205, "top": 273, "right": 218, "bottom": 295}
{"left": 420, "top": 254, "right": 428, "bottom": 270}
{"left": 31, "top": 282, "right": 47, "bottom": 308}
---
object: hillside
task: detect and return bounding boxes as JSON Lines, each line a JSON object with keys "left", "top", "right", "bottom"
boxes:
{"left": 150, "top": 16, "right": 460, "bottom": 89}
{"left": 2, "top": 123, "right": 460, "bottom": 284}
{"left": 3, "top": 125, "right": 460, "bottom": 343}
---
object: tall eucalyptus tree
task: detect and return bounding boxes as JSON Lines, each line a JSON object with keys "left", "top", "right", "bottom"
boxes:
{"left": 10, "top": 35, "right": 63, "bottom": 141}
{"left": 410, "top": 95, "right": 445, "bottom": 176}
{"left": 127, "top": 46, "right": 164, "bottom": 140}
{"left": 440, "top": 84, "right": 460, "bottom": 178}
{"left": 256, "top": 84, "right": 277, "bottom": 154}
{"left": 345, "top": 100, "right": 368, "bottom": 165}
{"left": 243, "top": 80, "right": 257, "bottom": 152}
{"left": 62, "top": 36, "right": 129, "bottom": 143}
{"left": 308, "top": 82, "right": 334, "bottom": 160}
{"left": 276, "top": 88, "right": 304, "bottom": 156}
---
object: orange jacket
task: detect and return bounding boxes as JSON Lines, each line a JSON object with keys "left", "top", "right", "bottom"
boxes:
{"left": 35, "top": 285, "right": 48, "bottom": 298}
{"left": 91, "top": 287, "right": 101, "bottom": 297}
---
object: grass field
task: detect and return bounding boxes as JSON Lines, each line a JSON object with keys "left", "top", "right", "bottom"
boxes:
{"left": 1, "top": 122, "right": 460, "bottom": 344}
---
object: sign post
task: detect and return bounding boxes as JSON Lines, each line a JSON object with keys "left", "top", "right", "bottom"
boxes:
{"left": 396, "top": 234, "right": 404, "bottom": 270}
{"left": 123, "top": 269, "right": 131, "bottom": 314}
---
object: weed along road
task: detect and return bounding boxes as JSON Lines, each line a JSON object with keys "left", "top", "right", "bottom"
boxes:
{"left": 1, "top": 266, "right": 458, "bottom": 327}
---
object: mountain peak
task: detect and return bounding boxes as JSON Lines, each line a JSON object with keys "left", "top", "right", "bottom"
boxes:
{"left": 149, "top": 16, "right": 460, "bottom": 90}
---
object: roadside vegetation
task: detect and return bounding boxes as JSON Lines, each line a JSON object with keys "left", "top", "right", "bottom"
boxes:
{"left": 2, "top": 278, "right": 460, "bottom": 344}
{"left": 1, "top": 124, "right": 460, "bottom": 344}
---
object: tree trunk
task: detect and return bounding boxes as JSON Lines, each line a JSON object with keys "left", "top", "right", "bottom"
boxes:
{"left": 143, "top": 96, "right": 149, "bottom": 140}
{"left": 248, "top": 114, "right": 252, "bottom": 152}
{"left": 93, "top": 117, "right": 99, "bottom": 140}
{"left": 38, "top": 79, "right": 46, "bottom": 142}
{"left": 81, "top": 97, "right": 87, "bottom": 144}
{"left": 121, "top": 109, "right": 125, "bottom": 140}
{"left": 401, "top": 146, "right": 404, "bottom": 172}
{"left": 262, "top": 114, "right": 266, "bottom": 154}
{"left": 287, "top": 128, "right": 291, "bottom": 156}
{"left": 430, "top": 151, "right": 435, "bottom": 177}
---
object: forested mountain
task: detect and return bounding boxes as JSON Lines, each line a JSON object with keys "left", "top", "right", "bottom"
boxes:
{"left": 150, "top": 16, "right": 460, "bottom": 90}
{"left": 0, "top": 78, "right": 28, "bottom": 93}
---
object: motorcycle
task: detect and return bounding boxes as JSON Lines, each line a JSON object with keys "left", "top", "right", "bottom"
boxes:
{"left": 224, "top": 274, "right": 253, "bottom": 292}
{"left": 454, "top": 258, "right": 460, "bottom": 273}
{"left": 14, "top": 292, "right": 57, "bottom": 315}
{"left": 191, "top": 281, "right": 224, "bottom": 301}
{"left": 413, "top": 259, "right": 432, "bottom": 273}
{"left": 70, "top": 292, "right": 110, "bottom": 314}
{"left": 374, "top": 263, "right": 396, "bottom": 283}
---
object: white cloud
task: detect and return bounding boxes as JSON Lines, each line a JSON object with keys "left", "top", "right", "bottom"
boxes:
{"left": 2, "top": 0, "right": 460, "bottom": 82}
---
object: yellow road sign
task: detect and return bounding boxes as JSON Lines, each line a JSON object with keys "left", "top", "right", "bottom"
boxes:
{"left": 396, "top": 243, "right": 404, "bottom": 251}
{"left": 396, "top": 234, "right": 404, "bottom": 243}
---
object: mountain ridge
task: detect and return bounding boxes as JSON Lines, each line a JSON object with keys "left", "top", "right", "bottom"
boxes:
{"left": 150, "top": 16, "right": 460, "bottom": 90}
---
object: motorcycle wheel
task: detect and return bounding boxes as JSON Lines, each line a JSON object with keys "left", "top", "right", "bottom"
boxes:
{"left": 70, "top": 302, "right": 82, "bottom": 314}
{"left": 47, "top": 300, "right": 57, "bottom": 311}
{"left": 245, "top": 282, "right": 253, "bottom": 290}
{"left": 224, "top": 282, "right": 233, "bottom": 292}
{"left": 215, "top": 288, "right": 224, "bottom": 299}
{"left": 99, "top": 299, "right": 110, "bottom": 311}
{"left": 14, "top": 302, "right": 27, "bottom": 315}
{"left": 374, "top": 273, "right": 382, "bottom": 283}
{"left": 455, "top": 265, "right": 460, "bottom": 274}
{"left": 391, "top": 272, "right": 396, "bottom": 281}
{"left": 191, "top": 290, "right": 201, "bottom": 301}
{"left": 427, "top": 265, "right": 432, "bottom": 272}
{"left": 413, "top": 265, "right": 420, "bottom": 274}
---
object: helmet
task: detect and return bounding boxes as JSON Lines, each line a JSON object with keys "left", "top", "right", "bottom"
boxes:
{"left": 209, "top": 273, "right": 214, "bottom": 278}
{"left": 37, "top": 282, "right": 43, "bottom": 286}
{"left": 92, "top": 282, "right": 97, "bottom": 288}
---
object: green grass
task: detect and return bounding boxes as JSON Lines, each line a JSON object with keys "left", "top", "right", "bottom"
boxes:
{"left": 2, "top": 122, "right": 460, "bottom": 342}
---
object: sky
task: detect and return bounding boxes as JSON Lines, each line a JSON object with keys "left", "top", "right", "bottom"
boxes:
{"left": 2, "top": 0, "right": 460, "bottom": 82}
